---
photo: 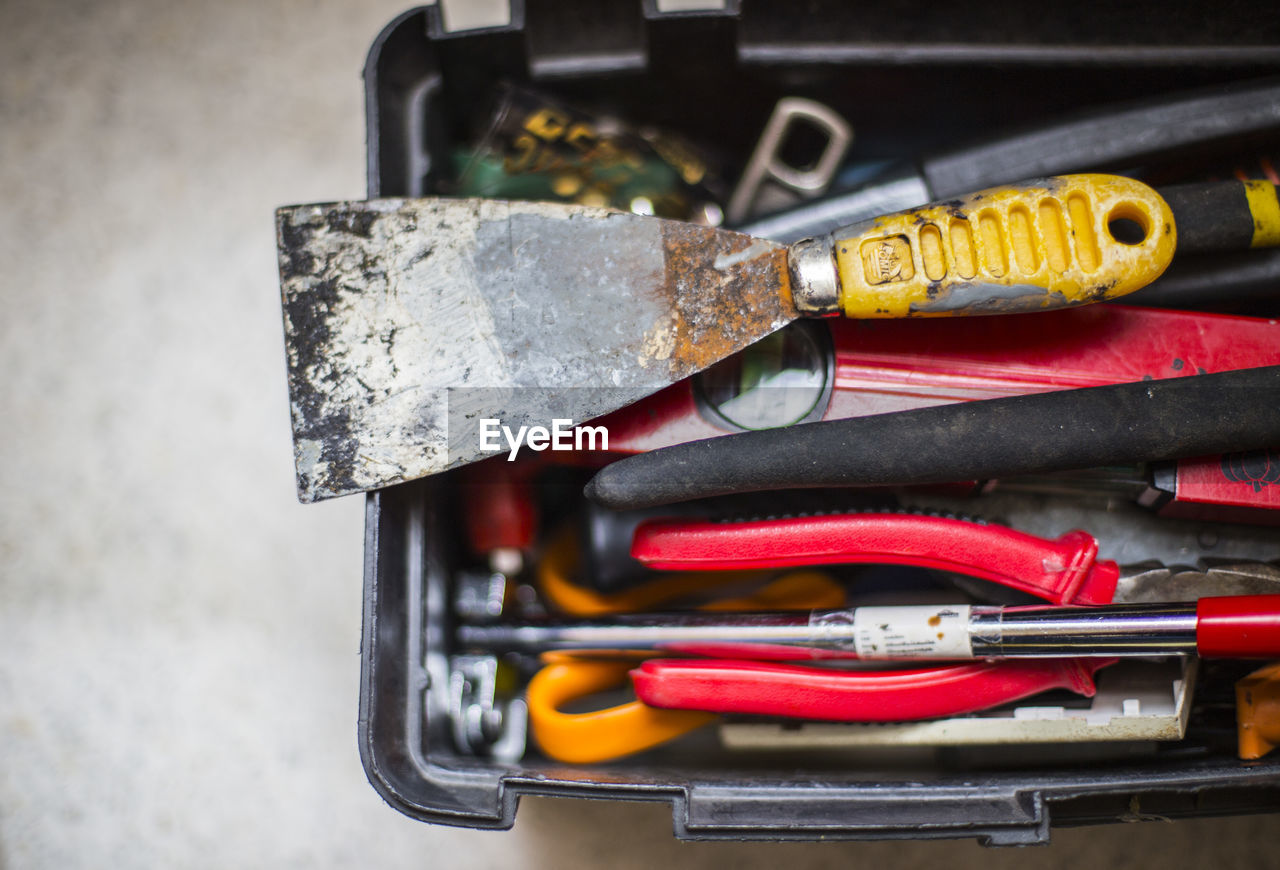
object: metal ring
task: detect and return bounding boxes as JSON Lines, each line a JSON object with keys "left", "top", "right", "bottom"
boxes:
{"left": 788, "top": 236, "right": 841, "bottom": 313}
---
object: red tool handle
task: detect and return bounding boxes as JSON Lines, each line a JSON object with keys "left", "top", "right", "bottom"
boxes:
{"left": 631, "top": 657, "right": 1114, "bottom": 721}
{"left": 461, "top": 458, "right": 538, "bottom": 552}
{"left": 632, "top": 514, "right": 1119, "bottom": 605}
{"left": 1197, "top": 595, "right": 1280, "bottom": 658}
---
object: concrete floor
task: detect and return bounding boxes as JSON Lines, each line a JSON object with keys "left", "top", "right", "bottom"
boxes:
{"left": 1, "top": 1, "right": 1278, "bottom": 866}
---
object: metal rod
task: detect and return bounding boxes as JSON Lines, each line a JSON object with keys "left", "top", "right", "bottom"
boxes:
{"left": 458, "top": 611, "right": 821, "bottom": 653}
{"left": 969, "top": 604, "right": 1198, "bottom": 656}
{"left": 457, "top": 602, "right": 1203, "bottom": 660}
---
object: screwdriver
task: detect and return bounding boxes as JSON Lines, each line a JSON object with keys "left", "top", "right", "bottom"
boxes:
{"left": 457, "top": 594, "right": 1280, "bottom": 661}
{"left": 737, "top": 76, "right": 1280, "bottom": 243}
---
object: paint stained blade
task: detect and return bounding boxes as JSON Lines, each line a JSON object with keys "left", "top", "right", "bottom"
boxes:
{"left": 277, "top": 197, "right": 795, "bottom": 502}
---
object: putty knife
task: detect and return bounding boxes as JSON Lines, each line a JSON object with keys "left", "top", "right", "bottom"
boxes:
{"left": 277, "top": 174, "right": 1175, "bottom": 501}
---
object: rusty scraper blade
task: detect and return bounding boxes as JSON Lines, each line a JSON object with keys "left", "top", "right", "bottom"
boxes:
{"left": 277, "top": 198, "right": 795, "bottom": 502}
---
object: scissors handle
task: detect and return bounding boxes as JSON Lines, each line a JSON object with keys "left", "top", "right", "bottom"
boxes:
{"left": 526, "top": 659, "right": 714, "bottom": 764}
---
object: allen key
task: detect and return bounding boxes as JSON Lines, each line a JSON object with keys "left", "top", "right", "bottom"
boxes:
{"left": 725, "top": 97, "right": 853, "bottom": 224}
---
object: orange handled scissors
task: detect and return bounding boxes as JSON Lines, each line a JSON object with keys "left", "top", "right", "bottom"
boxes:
{"left": 525, "top": 527, "right": 844, "bottom": 763}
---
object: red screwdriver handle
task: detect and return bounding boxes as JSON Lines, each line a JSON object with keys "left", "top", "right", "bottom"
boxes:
{"left": 632, "top": 514, "right": 1119, "bottom": 605}
{"left": 1197, "top": 595, "right": 1280, "bottom": 658}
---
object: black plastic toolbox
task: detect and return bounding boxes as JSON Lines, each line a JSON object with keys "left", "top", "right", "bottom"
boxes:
{"left": 355, "top": 3, "right": 1280, "bottom": 842}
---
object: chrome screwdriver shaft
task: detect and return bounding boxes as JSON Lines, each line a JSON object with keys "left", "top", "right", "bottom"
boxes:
{"left": 458, "top": 601, "right": 1205, "bottom": 660}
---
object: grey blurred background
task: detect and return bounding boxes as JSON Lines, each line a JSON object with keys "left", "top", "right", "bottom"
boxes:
{"left": 1, "top": 0, "right": 1278, "bottom": 866}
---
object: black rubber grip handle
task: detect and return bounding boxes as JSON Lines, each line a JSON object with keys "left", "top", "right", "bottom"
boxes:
{"left": 1122, "top": 247, "right": 1280, "bottom": 311}
{"left": 923, "top": 77, "right": 1280, "bottom": 199}
{"left": 1161, "top": 181, "right": 1267, "bottom": 253}
{"left": 585, "top": 366, "right": 1280, "bottom": 510}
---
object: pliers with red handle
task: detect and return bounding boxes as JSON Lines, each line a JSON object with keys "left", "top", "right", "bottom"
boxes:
{"left": 632, "top": 511, "right": 1120, "bottom": 605}
{"left": 523, "top": 514, "right": 1138, "bottom": 761}
{"left": 518, "top": 512, "right": 1280, "bottom": 760}
{"left": 618, "top": 512, "right": 1278, "bottom": 723}
{"left": 631, "top": 511, "right": 1280, "bottom": 605}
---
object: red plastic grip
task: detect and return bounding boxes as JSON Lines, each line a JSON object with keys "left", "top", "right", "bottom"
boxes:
{"left": 632, "top": 514, "right": 1118, "bottom": 605}
{"left": 461, "top": 459, "right": 538, "bottom": 552}
{"left": 1196, "top": 595, "right": 1280, "bottom": 658}
{"left": 631, "top": 657, "right": 1114, "bottom": 721}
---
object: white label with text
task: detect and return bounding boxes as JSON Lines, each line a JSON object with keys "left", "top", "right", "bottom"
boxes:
{"left": 852, "top": 605, "right": 973, "bottom": 659}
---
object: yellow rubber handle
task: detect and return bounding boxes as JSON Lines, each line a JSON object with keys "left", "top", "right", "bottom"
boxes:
{"left": 831, "top": 174, "right": 1177, "bottom": 318}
